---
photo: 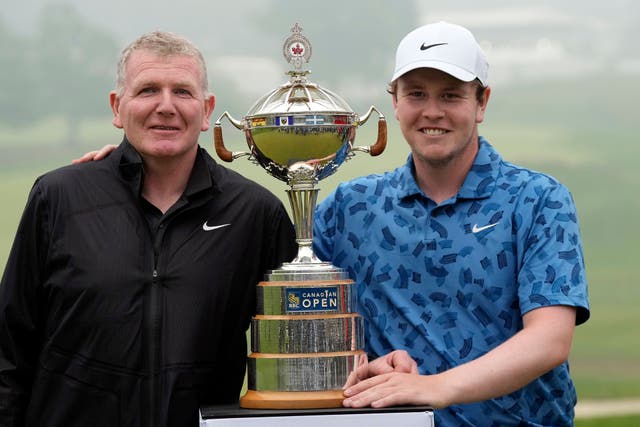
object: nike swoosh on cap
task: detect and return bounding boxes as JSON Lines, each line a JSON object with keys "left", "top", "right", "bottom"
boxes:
{"left": 420, "top": 42, "right": 448, "bottom": 51}
{"left": 202, "top": 222, "right": 231, "bottom": 232}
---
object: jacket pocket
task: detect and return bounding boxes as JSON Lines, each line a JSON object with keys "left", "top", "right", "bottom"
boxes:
{"left": 25, "top": 349, "right": 121, "bottom": 427}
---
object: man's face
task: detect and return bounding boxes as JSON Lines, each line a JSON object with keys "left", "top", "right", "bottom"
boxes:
{"left": 393, "top": 67, "right": 489, "bottom": 168}
{"left": 109, "top": 50, "right": 215, "bottom": 161}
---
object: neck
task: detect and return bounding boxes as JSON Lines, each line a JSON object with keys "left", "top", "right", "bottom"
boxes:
{"left": 141, "top": 149, "right": 197, "bottom": 214}
{"left": 415, "top": 167, "right": 465, "bottom": 205}
{"left": 413, "top": 138, "right": 479, "bottom": 205}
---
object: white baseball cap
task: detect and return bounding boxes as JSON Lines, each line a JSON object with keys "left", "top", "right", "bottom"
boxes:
{"left": 391, "top": 21, "right": 489, "bottom": 86}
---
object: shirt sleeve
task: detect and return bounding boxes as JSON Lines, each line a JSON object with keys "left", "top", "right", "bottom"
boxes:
{"left": 516, "top": 181, "right": 590, "bottom": 325}
{"left": 0, "top": 179, "right": 49, "bottom": 424}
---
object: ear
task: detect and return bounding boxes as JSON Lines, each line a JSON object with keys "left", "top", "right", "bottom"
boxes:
{"left": 201, "top": 94, "right": 216, "bottom": 132}
{"left": 109, "top": 91, "right": 123, "bottom": 129}
{"left": 476, "top": 86, "right": 491, "bottom": 124}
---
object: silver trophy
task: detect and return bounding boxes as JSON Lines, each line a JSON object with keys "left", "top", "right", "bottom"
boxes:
{"left": 214, "top": 23, "right": 386, "bottom": 409}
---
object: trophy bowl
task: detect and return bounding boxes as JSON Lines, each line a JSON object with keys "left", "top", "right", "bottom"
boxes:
{"left": 213, "top": 23, "right": 386, "bottom": 409}
{"left": 214, "top": 71, "right": 386, "bottom": 184}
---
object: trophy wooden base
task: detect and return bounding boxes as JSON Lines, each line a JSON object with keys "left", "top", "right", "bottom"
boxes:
{"left": 239, "top": 389, "right": 345, "bottom": 409}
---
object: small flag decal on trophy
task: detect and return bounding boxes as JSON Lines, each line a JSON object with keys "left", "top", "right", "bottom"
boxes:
{"left": 334, "top": 115, "right": 349, "bottom": 125}
{"left": 276, "top": 116, "right": 294, "bottom": 126}
{"left": 305, "top": 115, "right": 325, "bottom": 125}
{"left": 251, "top": 117, "right": 266, "bottom": 127}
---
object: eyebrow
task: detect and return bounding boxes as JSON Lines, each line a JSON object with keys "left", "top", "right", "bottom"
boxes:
{"left": 130, "top": 79, "right": 198, "bottom": 90}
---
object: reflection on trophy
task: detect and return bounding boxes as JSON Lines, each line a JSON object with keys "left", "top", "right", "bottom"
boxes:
{"left": 214, "top": 23, "right": 387, "bottom": 409}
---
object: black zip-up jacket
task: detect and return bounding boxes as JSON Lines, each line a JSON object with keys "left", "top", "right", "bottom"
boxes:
{"left": 0, "top": 141, "right": 297, "bottom": 427}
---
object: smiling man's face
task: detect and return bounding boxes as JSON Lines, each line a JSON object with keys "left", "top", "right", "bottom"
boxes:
{"left": 109, "top": 49, "right": 215, "bottom": 161}
{"left": 393, "top": 67, "right": 488, "bottom": 169}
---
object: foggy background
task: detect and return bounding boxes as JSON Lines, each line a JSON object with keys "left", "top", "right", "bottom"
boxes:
{"left": 3, "top": 0, "right": 639, "bottom": 136}
{"left": 1, "top": 0, "right": 639, "bottom": 414}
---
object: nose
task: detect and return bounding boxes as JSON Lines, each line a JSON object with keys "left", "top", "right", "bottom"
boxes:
{"left": 156, "top": 89, "right": 177, "bottom": 115}
{"left": 421, "top": 98, "right": 445, "bottom": 120}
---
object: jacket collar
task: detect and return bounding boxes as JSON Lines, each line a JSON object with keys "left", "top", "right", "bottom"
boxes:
{"left": 115, "top": 137, "right": 215, "bottom": 201}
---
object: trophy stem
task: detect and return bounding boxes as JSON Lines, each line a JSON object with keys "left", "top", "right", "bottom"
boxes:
{"left": 286, "top": 186, "right": 324, "bottom": 265}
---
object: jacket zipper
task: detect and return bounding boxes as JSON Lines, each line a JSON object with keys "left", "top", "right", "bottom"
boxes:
{"left": 147, "top": 267, "right": 160, "bottom": 427}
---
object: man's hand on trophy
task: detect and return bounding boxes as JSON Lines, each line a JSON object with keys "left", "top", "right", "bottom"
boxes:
{"left": 342, "top": 369, "right": 438, "bottom": 409}
{"left": 72, "top": 144, "right": 117, "bottom": 164}
{"left": 342, "top": 350, "right": 431, "bottom": 408}
{"left": 366, "top": 350, "right": 419, "bottom": 376}
{"left": 382, "top": 350, "right": 419, "bottom": 375}
{"left": 342, "top": 350, "right": 420, "bottom": 403}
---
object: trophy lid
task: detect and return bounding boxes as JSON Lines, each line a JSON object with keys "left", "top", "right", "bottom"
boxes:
{"left": 245, "top": 23, "right": 355, "bottom": 117}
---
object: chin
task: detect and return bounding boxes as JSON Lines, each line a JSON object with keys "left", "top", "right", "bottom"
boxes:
{"left": 415, "top": 147, "right": 452, "bottom": 162}
{"left": 145, "top": 139, "right": 193, "bottom": 155}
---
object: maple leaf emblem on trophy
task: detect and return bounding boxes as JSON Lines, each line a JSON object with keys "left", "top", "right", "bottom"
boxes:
{"left": 291, "top": 43, "right": 304, "bottom": 56}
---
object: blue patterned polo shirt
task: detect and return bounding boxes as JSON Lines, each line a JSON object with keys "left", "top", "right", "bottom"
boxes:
{"left": 313, "top": 137, "right": 590, "bottom": 426}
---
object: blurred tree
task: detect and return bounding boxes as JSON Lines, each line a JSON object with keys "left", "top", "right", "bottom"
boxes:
{"left": 32, "top": 3, "right": 118, "bottom": 146}
{"left": 0, "top": 20, "right": 40, "bottom": 127}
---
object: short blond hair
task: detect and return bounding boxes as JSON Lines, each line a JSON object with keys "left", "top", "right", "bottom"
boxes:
{"left": 115, "top": 31, "right": 208, "bottom": 96}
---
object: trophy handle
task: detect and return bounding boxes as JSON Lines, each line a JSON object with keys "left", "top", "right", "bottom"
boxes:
{"left": 352, "top": 106, "right": 387, "bottom": 157}
{"left": 213, "top": 111, "right": 251, "bottom": 162}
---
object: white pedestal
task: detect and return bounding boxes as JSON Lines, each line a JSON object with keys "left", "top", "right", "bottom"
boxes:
{"left": 199, "top": 405, "right": 434, "bottom": 427}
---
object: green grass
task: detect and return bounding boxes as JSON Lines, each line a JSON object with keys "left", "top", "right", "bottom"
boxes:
{"left": 576, "top": 414, "right": 640, "bottom": 427}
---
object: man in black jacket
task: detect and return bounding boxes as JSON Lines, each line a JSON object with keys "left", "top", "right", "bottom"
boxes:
{"left": 0, "top": 31, "right": 297, "bottom": 427}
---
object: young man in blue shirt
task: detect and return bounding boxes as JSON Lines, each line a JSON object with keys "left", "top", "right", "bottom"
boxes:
{"left": 314, "top": 21, "right": 589, "bottom": 426}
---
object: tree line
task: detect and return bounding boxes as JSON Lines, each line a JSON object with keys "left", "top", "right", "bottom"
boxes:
{"left": 0, "top": 4, "right": 118, "bottom": 146}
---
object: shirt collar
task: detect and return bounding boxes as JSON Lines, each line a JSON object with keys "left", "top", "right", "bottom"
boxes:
{"left": 184, "top": 147, "right": 213, "bottom": 198}
{"left": 396, "top": 136, "right": 501, "bottom": 202}
{"left": 457, "top": 136, "right": 501, "bottom": 200}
